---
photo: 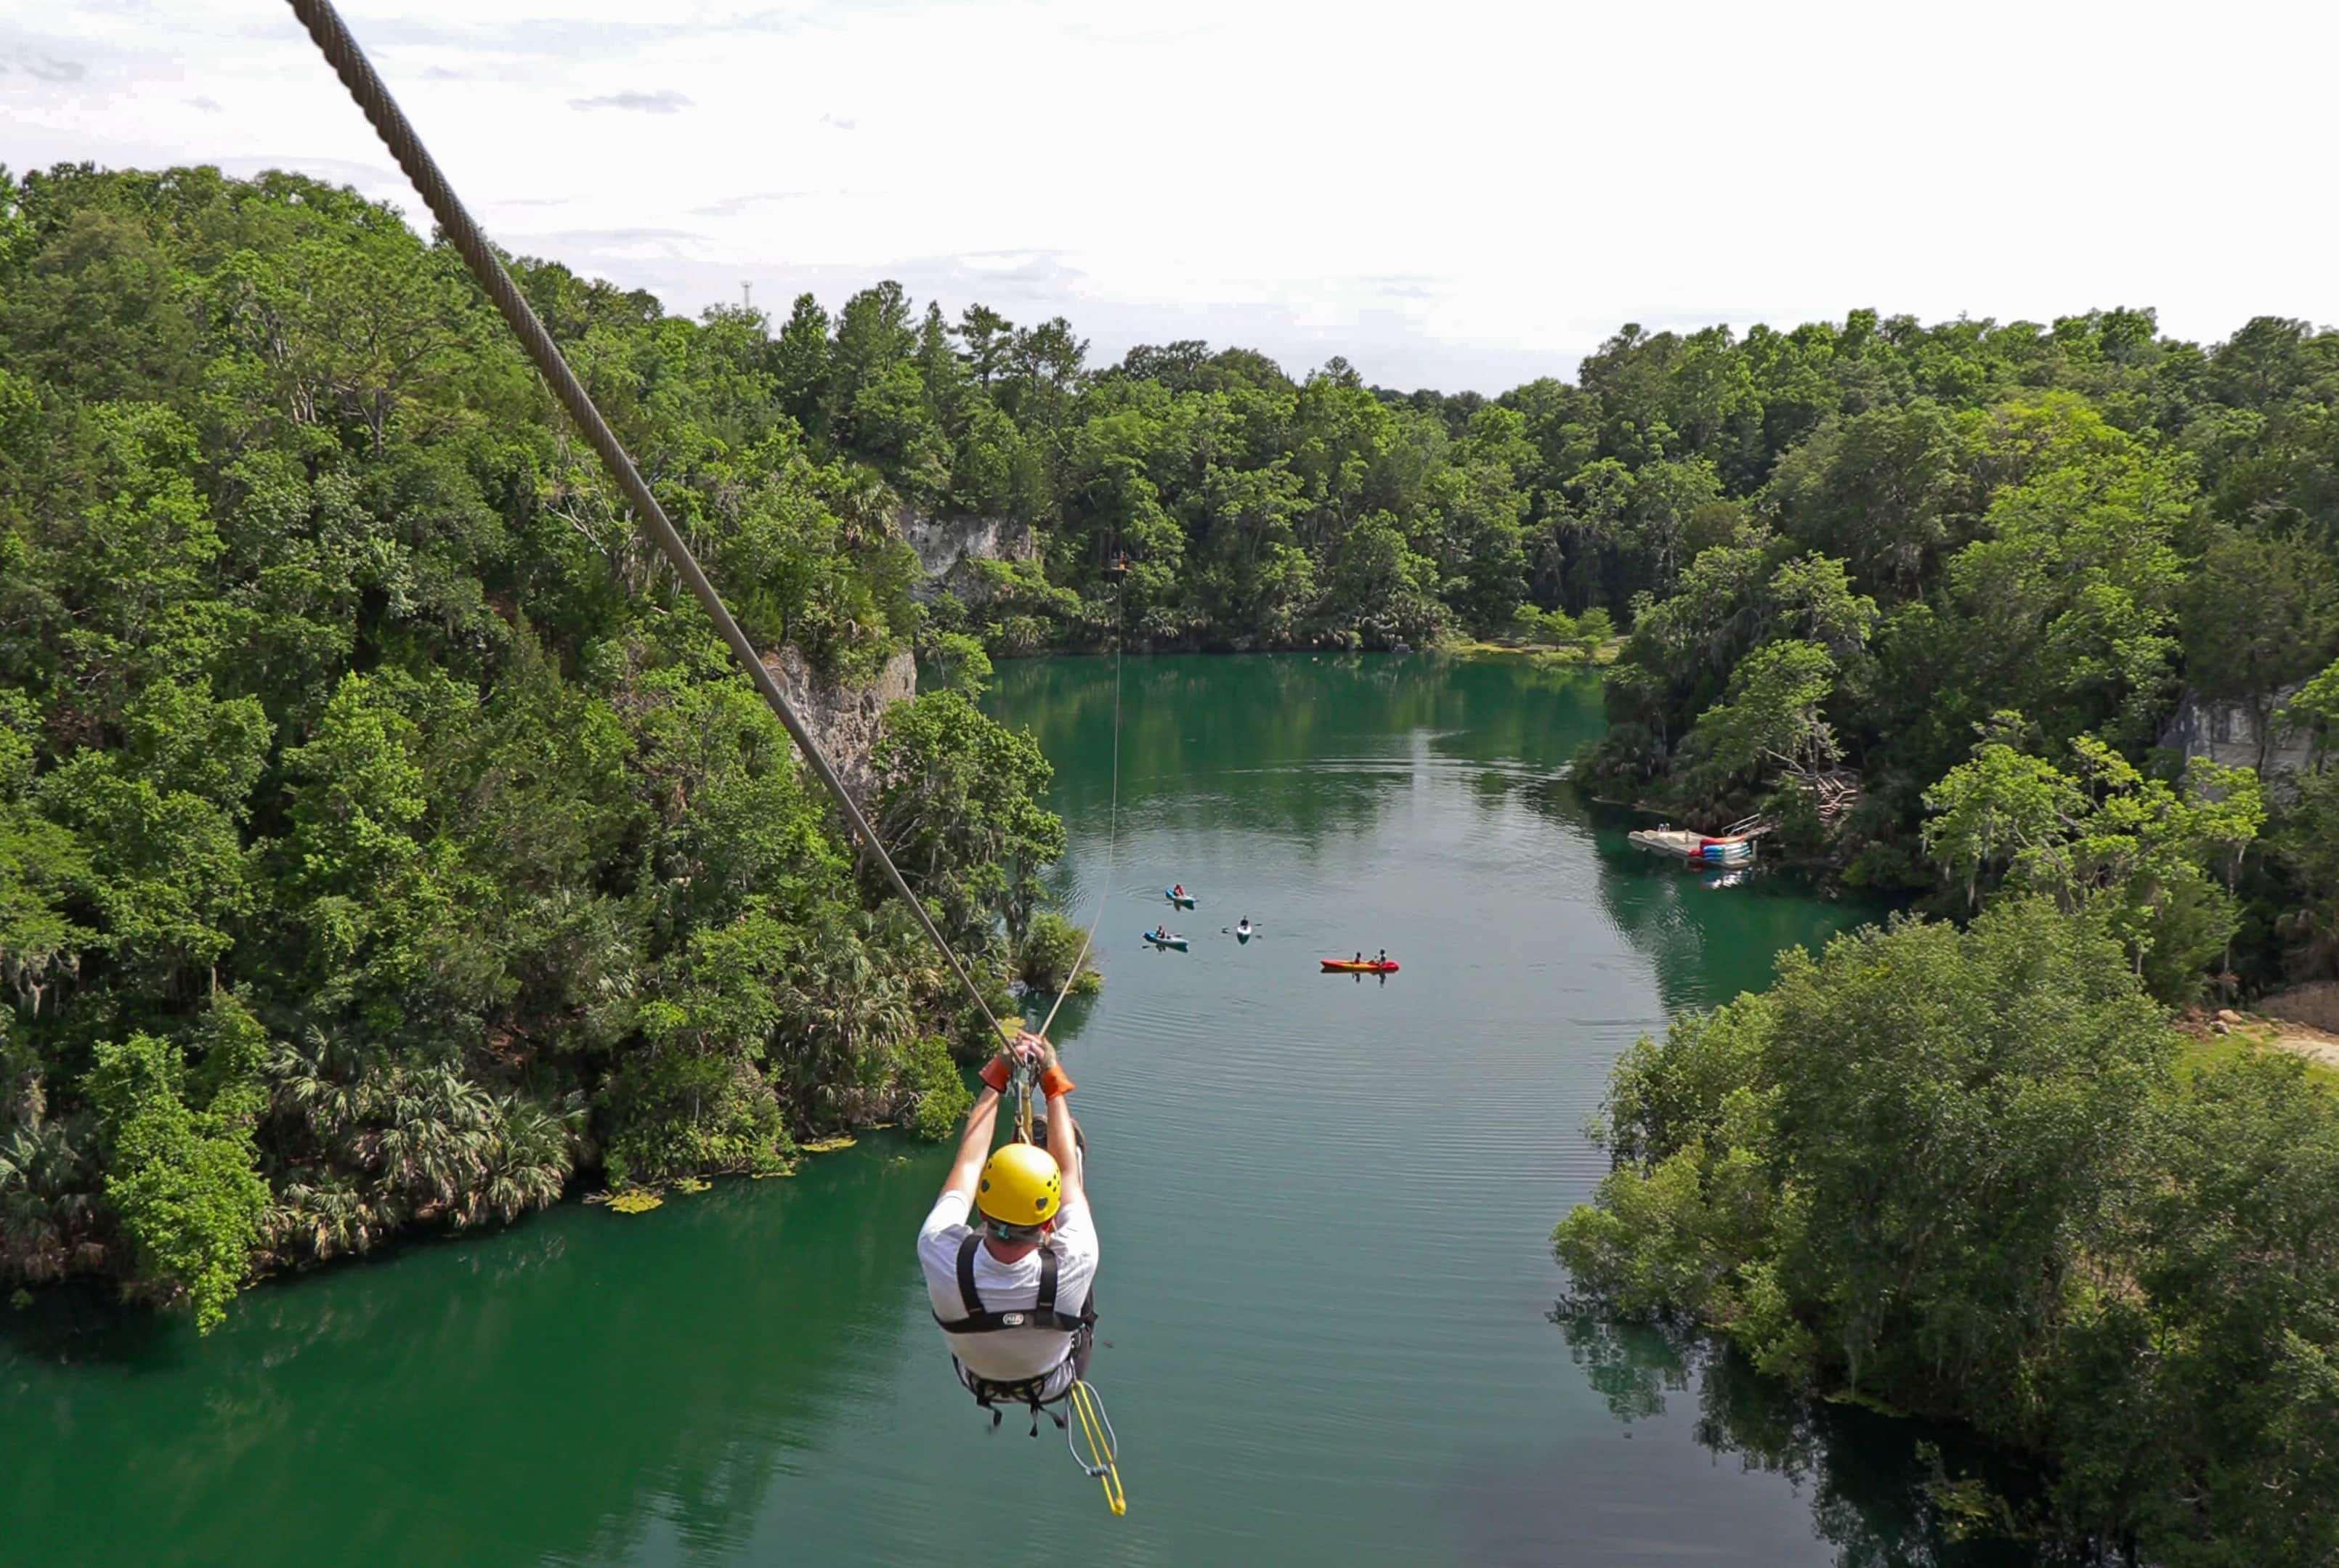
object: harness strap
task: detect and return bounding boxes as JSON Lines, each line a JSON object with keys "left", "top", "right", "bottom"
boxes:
{"left": 955, "top": 1231, "right": 983, "bottom": 1319}
{"left": 939, "top": 1230, "right": 1093, "bottom": 1434}
{"left": 932, "top": 1231, "right": 1089, "bottom": 1334}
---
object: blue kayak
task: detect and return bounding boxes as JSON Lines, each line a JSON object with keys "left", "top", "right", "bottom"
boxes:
{"left": 1140, "top": 930, "right": 1190, "bottom": 950}
{"left": 1164, "top": 888, "right": 1197, "bottom": 907}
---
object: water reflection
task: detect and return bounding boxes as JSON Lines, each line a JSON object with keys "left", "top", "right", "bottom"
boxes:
{"left": 0, "top": 1142, "right": 944, "bottom": 1568}
{"left": 998, "top": 652, "right": 1605, "bottom": 856}
{"left": 1551, "top": 1312, "right": 2062, "bottom": 1567}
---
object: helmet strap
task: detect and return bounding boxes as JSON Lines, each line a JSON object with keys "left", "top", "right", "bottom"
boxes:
{"left": 982, "top": 1216, "right": 1049, "bottom": 1246}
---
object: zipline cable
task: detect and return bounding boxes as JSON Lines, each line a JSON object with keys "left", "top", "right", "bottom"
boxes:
{"left": 1034, "top": 582, "right": 1124, "bottom": 1041}
{"left": 283, "top": 0, "right": 1010, "bottom": 1043}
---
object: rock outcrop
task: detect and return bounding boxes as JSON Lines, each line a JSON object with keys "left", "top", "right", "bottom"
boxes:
{"left": 761, "top": 645, "right": 916, "bottom": 804}
{"left": 757, "top": 512, "right": 1035, "bottom": 803}
{"left": 2160, "top": 683, "right": 2314, "bottom": 782}
{"left": 901, "top": 513, "right": 1039, "bottom": 605}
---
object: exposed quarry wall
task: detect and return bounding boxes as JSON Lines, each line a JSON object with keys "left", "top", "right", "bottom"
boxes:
{"left": 761, "top": 644, "right": 916, "bottom": 803}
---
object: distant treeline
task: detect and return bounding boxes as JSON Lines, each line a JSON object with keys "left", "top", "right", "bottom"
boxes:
{"left": 687, "top": 212, "right": 2339, "bottom": 1004}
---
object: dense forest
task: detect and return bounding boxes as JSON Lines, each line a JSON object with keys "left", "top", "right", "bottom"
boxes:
{"left": 1490, "top": 296, "right": 2339, "bottom": 1557}
{"left": 1555, "top": 903, "right": 2339, "bottom": 1566}
{"left": 1552, "top": 317, "right": 2339, "bottom": 1006}
{"left": 0, "top": 162, "right": 1087, "bottom": 1329}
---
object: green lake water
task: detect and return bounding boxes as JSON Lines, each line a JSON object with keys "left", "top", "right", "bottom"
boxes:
{"left": 1, "top": 654, "right": 2025, "bottom": 1567}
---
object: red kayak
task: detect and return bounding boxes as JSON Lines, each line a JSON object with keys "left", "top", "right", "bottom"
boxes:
{"left": 1321, "top": 959, "right": 1400, "bottom": 973}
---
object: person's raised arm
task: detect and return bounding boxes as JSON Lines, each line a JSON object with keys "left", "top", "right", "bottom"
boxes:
{"left": 938, "top": 1084, "right": 1000, "bottom": 1203}
{"left": 1026, "top": 1036, "right": 1084, "bottom": 1209}
{"left": 1046, "top": 1088, "right": 1082, "bottom": 1209}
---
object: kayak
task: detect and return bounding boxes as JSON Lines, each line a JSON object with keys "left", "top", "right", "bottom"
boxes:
{"left": 1236, "top": 925, "right": 1253, "bottom": 943}
{"left": 1164, "top": 889, "right": 1196, "bottom": 908}
{"left": 1141, "top": 931, "right": 1190, "bottom": 951}
{"left": 1321, "top": 959, "right": 1400, "bottom": 973}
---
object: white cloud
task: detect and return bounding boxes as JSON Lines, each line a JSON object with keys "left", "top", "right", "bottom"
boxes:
{"left": 7, "top": 0, "right": 2337, "bottom": 389}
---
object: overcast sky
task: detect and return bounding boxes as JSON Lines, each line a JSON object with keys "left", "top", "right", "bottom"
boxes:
{"left": 6, "top": 0, "right": 2335, "bottom": 391}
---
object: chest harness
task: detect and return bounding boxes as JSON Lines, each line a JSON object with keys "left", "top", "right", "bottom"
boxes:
{"left": 933, "top": 1232, "right": 1095, "bottom": 1434}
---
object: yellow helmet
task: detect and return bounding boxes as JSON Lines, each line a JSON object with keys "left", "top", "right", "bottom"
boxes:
{"left": 976, "top": 1142, "right": 1062, "bottom": 1230}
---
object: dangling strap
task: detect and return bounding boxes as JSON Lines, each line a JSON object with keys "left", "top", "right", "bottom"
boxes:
{"left": 958, "top": 1357, "right": 1074, "bottom": 1437}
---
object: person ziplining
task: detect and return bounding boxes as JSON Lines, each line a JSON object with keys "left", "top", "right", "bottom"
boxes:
{"left": 920, "top": 1034, "right": 1096, "bottom": 1418}
{"left": 920, "top": 1031, "right": 1125, "bottom": 1511}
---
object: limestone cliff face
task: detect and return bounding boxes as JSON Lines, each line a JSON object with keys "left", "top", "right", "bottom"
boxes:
{"left": 901, "top": 513, "right": 1038, "bottom": 605}
{"left": 756, "top": 513, "right": 1032, "bottom": 803}
{"left": 761, "top": 645, "right": 916, "bottom": 804}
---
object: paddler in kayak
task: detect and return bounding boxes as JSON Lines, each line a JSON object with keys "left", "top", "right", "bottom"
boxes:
{"left": 919, "top": 1033, "right": 1098, "bottom": 1430}
{"left": 1172, "top": 884, "right": 1185, "bottom": 901}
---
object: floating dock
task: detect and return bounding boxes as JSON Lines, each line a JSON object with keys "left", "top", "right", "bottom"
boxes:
{"left": 1628, "top": 828, "right": 1757, "bottom": 866}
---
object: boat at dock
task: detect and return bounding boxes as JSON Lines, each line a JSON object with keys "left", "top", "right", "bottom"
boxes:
{"left": 1628, "top": 826, "right": 1759, "bottom": 866}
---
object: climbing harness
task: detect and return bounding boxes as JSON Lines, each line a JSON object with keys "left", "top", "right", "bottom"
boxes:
{"left": 934, "top": 1224, "right": 1095, "bottom": 1435}
{"left": 284, "top": 0, "right": 1124, "bottom": 1512}
{"left": 932, "top": 1228, "right": 1122, "bottom": 1513}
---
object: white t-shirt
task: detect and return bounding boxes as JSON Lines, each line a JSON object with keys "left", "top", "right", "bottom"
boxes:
{"left": 918, "top": 1188, "right": 1099, "bottom": 1402}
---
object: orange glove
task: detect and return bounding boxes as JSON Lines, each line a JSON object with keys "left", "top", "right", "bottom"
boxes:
{"left": 986, "top": 1033, "right": 1074, "bottom": 1096}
